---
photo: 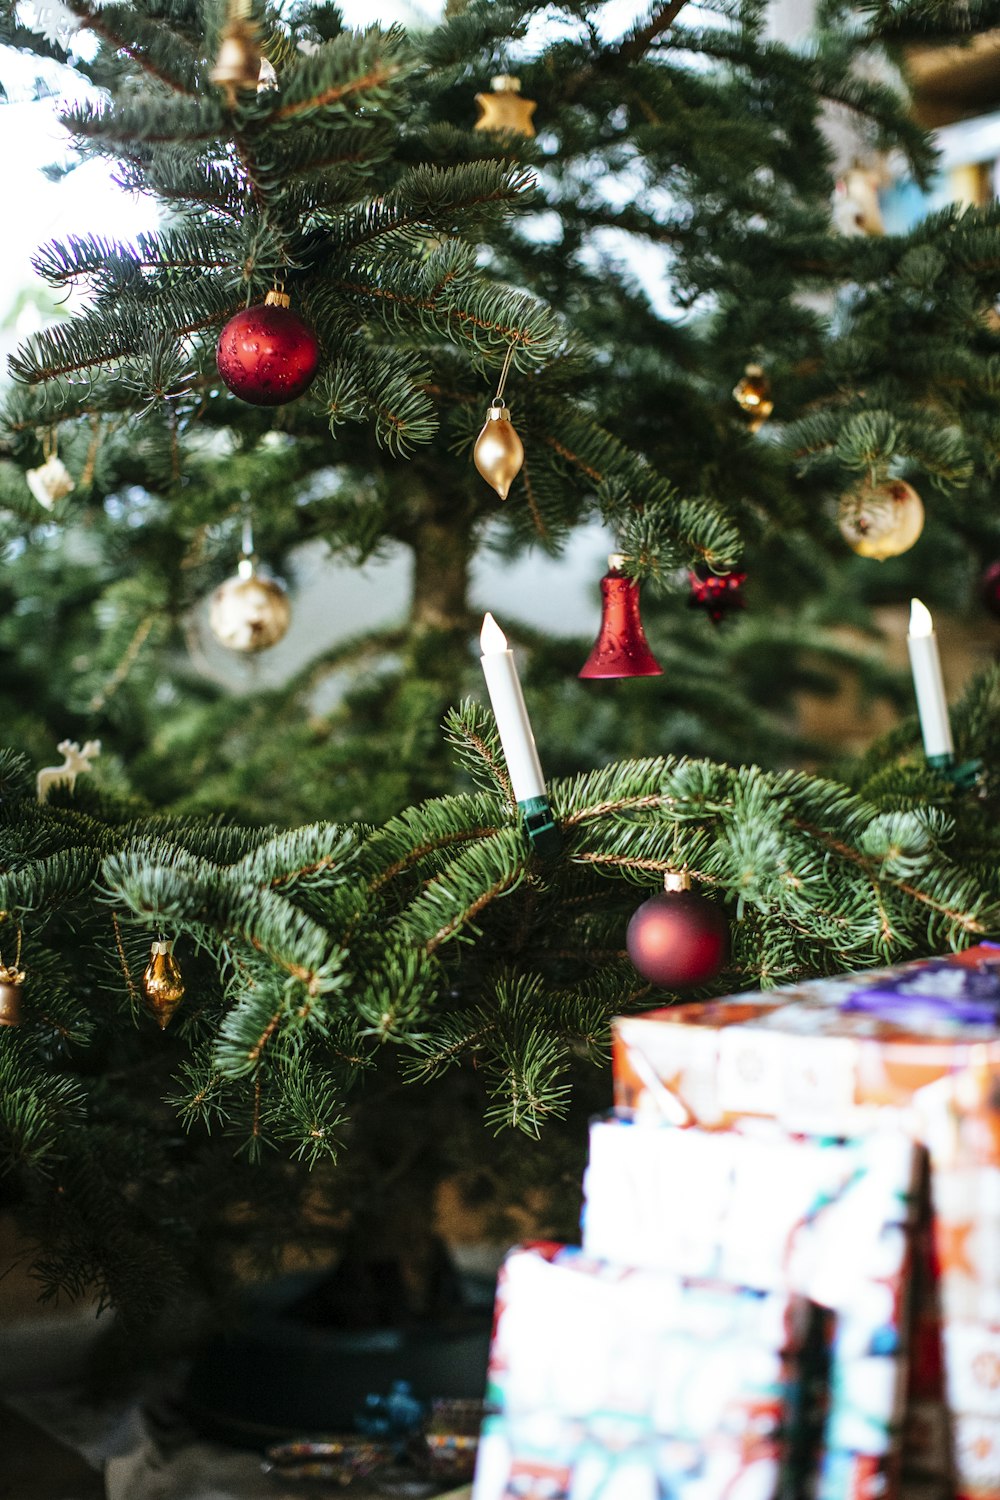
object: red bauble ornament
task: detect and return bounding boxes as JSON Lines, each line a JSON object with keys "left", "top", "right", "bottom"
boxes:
{"left": 981, "top": 561, "right": 1000, "bottom": 620}
{"left": 626, "top": 872, "right": 728, "bottom": 989}
{"left": 216, "top": 290, "right": 319, "bottom": 406}
{"left": 579, "top": 554, "right": 662, "bottom": 679}
{"left": 688, "top": 567, "right": 747, "bottom": 625}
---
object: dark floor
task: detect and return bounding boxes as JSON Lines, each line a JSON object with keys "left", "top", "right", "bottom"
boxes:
{"left": 0, "top": 1403, "right": 104, "bottom": 1500}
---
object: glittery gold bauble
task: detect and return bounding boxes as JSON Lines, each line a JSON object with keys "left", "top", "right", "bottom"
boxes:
{"left": 474, "top": 401, "right": 524, "bottom": 500}
{"left": 732, "top": 364, "right": 773, "bottom": 430}
{"left": 210, "top": 16, "right": 261, "bottom": 106}
{"left": 837, "top": 478, "right": 925, "bottom": 561}
{"left": 474, "top": 75, "right": 536, "bottom": 137}
{"left": 0, "top": 964, "right": 24, "bottom": 1027}
{"left": 208, "top": 564, "right": 291, "bottom": 652}
{"left": 142, "top": 940, "right": 185, "bottom": 1030}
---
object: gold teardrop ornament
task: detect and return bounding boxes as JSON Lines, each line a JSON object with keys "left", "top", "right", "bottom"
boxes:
{"left": 474, "top": 401, "right": 524, "bottom": 500}
{"left": 142, "top": 940, "right": 186, "bottom": 1030}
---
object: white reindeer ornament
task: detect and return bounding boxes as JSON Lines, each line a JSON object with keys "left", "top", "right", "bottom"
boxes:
{"left": 37, "top": 739, "right": 102, "bottom": 803}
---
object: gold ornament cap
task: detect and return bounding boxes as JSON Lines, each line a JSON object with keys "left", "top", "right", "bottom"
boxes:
{"left": 142, "top": 939, "right": 186, "bottom": 1030}
{"left": 663, "top": 870, "right": 692, "bottom": 893}
{"left": 264, "top": 289, "right": 291, "bottom": 309}
{"left": 608, "top": 553, "right": 627, "bottom": 572}
{"left": 491, "top": 74, "right": 522, "bottom": 92}
{"left": 474, "top": 403, "right": 525, "bottom": 500}
{"left": 0, "top": 963, "right": 25, "bottom": 1028}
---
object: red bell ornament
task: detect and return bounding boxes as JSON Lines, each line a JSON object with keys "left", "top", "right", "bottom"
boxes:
{"left": 579, "top": 555, "right": 662, "bottom": 679}
{"left": 626, "top": 871, "right": 728, "bottom": 989}
{"left": 217, "top": 290, "right": 320, "bottom": 407}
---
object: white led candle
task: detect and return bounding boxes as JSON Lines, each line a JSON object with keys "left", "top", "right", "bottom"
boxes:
{"left": 479, "top": 612, "right": 546, "bottom": 800}
{"left": 907, "top": 598, "right": 954, "bottom": 764}
{"left": 479, "top": 613, "right": 560, "bottom": 854}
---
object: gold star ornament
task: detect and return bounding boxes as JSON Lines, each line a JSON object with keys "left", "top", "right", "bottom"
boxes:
{"left": 475, "top": 75, "right": 536, "bottom": 137}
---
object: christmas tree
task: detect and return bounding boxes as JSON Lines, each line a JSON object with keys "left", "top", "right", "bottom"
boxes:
{"left": 1, "top": 0, "right": 1000, "bottom": 1354}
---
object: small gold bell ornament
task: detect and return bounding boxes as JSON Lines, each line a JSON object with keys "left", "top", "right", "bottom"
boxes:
{"left": 474, "top": 344, "right": 524, "bottom": 501}
{"left": 474, "top": 75, "right": 536, "bottom": 137}
{"left": 837, "top": 477, "right": 924, "bottom": 561}
{"left": 210, "top": 0, "right": 261, "bottom": 107}
{"left": 0, "top": 962, "right": 25, "bottom": 1027}
{"left": 142, "top": 939, "right": 186, "bottom": 1030}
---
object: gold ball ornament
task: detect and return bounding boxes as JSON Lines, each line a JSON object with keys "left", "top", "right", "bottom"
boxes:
{"left": 208, "top": 561, "right": 291, "bottom": 653}
{"left": 0, "top": 963, "right": 24, "bottom": 1027}
{"left": 474, "top": 401, "right": 524, "bottom": 501}
{"left": 474, "top": 75, "right": 537, "bottom": 137}
{"left": 142, "top": 940, "right": 186, "bottom": 1030}
{"left": 837, "top": 478, "right": 925, "bottom": 561}
{"left": 732, "top": 364, "right": 773, "bottom": 431}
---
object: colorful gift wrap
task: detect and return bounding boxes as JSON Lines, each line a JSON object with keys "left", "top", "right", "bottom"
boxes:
{"left": 611, "top": 942, "right": 1000, "bottom": 1500}
{"left": 470, "top": 1242, "right": 814, "bottom": 1500}
{"left": 582, "top": 1114, "right": 917, "bottom": 1497}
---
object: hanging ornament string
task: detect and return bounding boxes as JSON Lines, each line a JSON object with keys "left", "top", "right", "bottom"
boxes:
{"left": 493, "top": 341, "right": 516, "bottom": 409}
{"left": 474, "top": 343, "right": 525, "bottom": 501}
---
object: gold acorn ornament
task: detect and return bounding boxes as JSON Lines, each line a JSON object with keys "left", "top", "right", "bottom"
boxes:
{"left": 732, "top": 364, "right": 773, "bottom": 431}
{"left": 0, "top": 965, "right": 24, "bottom": 1027}
{"left": 474, "top": 344, "right": 524, "bottom": 501}
{"left": 0, "top": 925, "right": 25, "bottom": 1027}
{"left": 474, "top": 75, "right": 536, "bottom": 137}
{"left": 142, "top": 939, "right": 186, "bottom": 1030}
{"left": 210, "top": 0, "right": 261, "bottom": 107}
{"left": 837, "top": 477, "right": 925, "bottom": 561}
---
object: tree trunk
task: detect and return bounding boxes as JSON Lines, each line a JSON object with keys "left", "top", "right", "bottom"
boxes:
{"left": 409, "top": 513, "right": 474, "bottom": 635}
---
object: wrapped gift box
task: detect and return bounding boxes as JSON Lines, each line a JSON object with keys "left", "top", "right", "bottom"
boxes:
{"left": 611, "top": 941, "right": 1000, "bottom": 1500}
{"left": 582, "top": 1113, "right": 918, "bottom": 1495}
{"left": 471, "top": 1242, "right": 816, "bottom": 1500}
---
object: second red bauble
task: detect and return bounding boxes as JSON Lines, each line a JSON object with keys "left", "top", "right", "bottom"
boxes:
{"left": 216, "top": 291, "right": 320, "bottom": 406}
{"left": 626, "top": 875, "right": 728, "bottom": 989}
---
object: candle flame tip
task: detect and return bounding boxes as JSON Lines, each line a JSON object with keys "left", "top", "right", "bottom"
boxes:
{"left": 480, "top": 612, "right": 508, "bottom": 653}
{"left": 909, "top": 598, "right": 933, "bottom": 637}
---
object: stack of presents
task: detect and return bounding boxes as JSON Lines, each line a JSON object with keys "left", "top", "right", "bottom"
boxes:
{"left": 471, "top": 943, "right": 1000, "bottom": 1500}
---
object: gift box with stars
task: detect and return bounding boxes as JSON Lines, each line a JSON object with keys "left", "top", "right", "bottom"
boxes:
{"left": 611, "top": 941, "right": 1000, "bottom": 1500}
{"left": 582, "top": 1114, "right": 918, "bottom": 1500}
{"left": 471, "top": 1241, "right": 817, "bottom": 1500}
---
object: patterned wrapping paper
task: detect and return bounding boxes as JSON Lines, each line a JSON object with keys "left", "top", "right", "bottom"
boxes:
{"left": 582, "top": 1114, "right": 917, "bottom": 1496}
{"left": 610, "top": 942, "right": 1000, "bottom": 1500}
{"left": 470, "top": 1242, "right": 813, "bottom": 1500}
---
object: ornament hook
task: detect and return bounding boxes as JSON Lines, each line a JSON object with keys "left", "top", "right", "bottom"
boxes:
{"left": 493, "top": 342, "right": 517, "bottom": 407}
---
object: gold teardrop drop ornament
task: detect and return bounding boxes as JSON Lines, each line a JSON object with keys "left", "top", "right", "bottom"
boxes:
{"left": 474, "top": 401, "right": 524, "bottom": 500}
{"left": 142, "top": 940, "right": 186, "bottom": 1030}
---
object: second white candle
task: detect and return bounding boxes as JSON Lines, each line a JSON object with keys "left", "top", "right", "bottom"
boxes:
{"left": 907, "top": 597, "right": 954, "bottom": 760}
